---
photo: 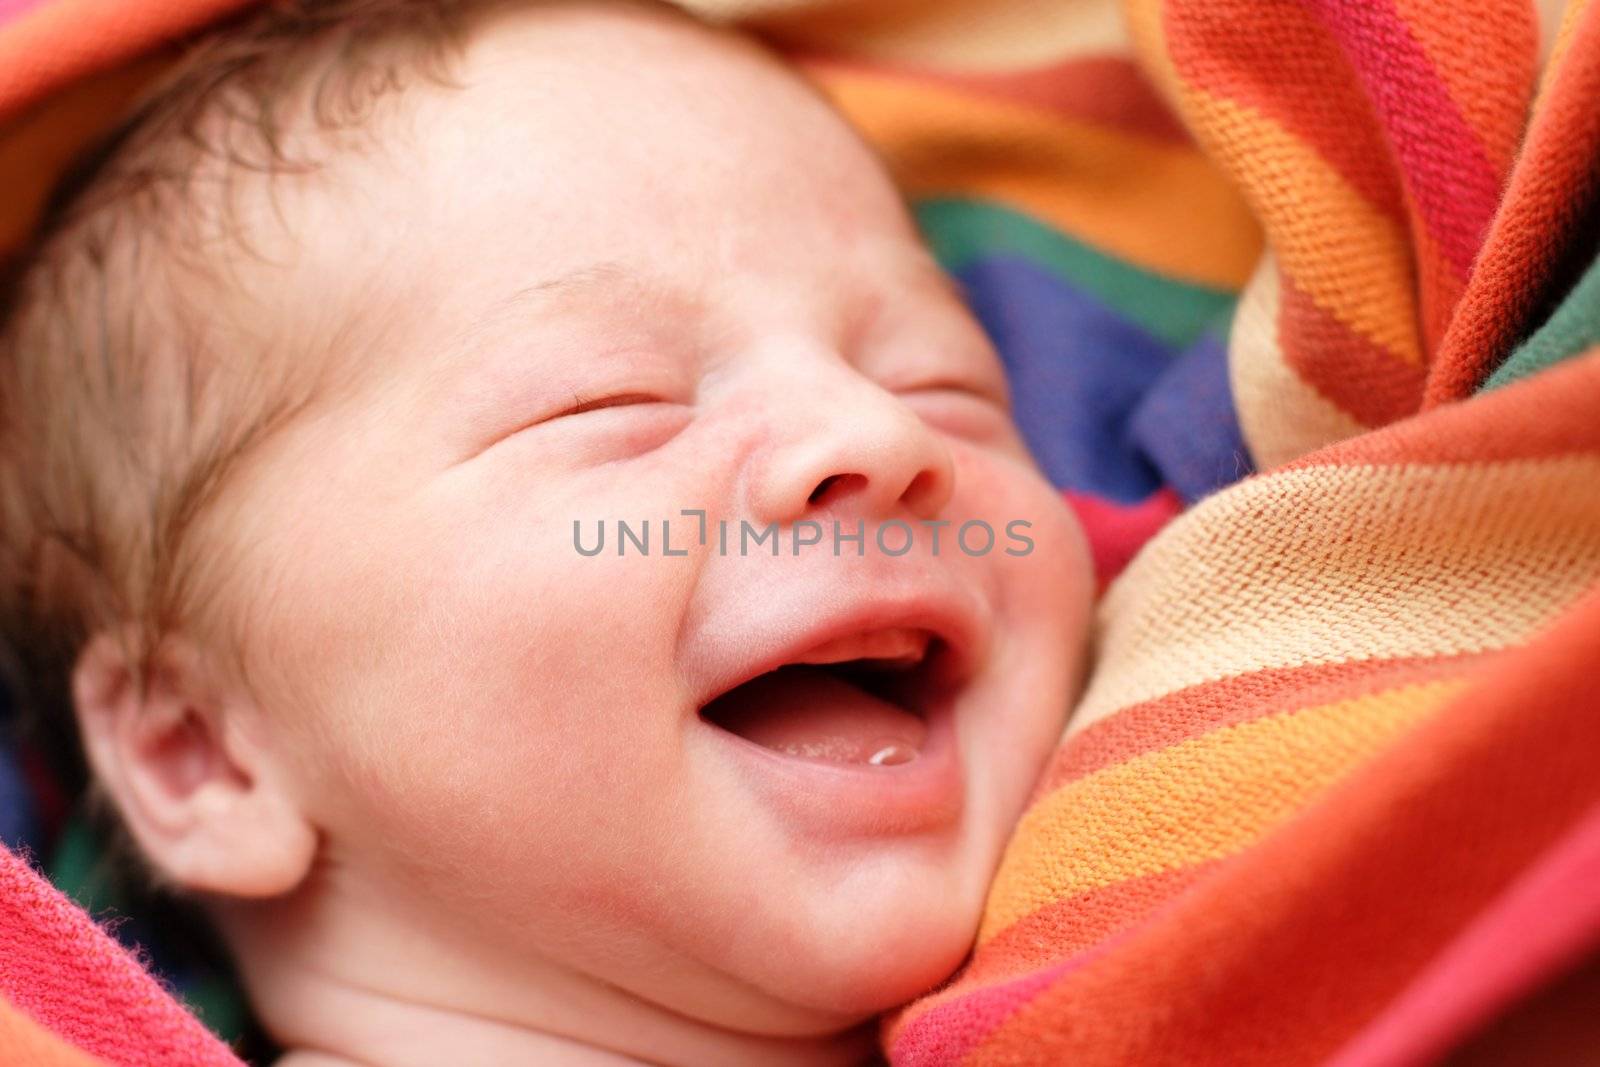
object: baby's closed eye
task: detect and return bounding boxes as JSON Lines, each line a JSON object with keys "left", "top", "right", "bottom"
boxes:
{"left": 551, "top": 391, "right": 671, "bottom": 419}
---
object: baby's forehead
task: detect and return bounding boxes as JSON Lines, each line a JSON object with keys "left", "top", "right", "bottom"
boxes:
{"left": 232, "top": 16, "right": 914, "bottom": 350}
{"left": 72, "top": 0, "right": 923, "bottom": 459}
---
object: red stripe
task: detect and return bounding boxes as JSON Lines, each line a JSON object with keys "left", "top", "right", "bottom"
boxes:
{"left": 1290, "top": 348, "right": 1600, "bottom": 469}
{"left": 964, "top": 864, "right": 1216, "bottom": 985}
{"left": 1328, "top": 802, "right": 1600, "bottom": 1066}
{"left": 1278, "top": 275, "right": 1426, "bottom": 428}
{"left": 1036, "top": 653, "right": 1491, "bottom": 798}
{"left": 886, "top": 949, "right": 1096, "bottom": 1066}
{"left": 1163, "top": 0, "right": 1405, "bottom": 220}
{"left": 0, "top": 0, "right": 256, "bottom": 125}
{"left": 1303, "top": 0, "right": 1509, "bottom": 282}
{"left": 1428, "top": 2, "right": 1600, "bottom": 402}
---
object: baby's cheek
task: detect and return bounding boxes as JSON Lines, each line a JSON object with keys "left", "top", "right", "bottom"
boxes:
{"left": 957, "top": 453, "right": 1091, "bottom": 808}
{"left": 954, "top": 446, "right": 1091, "bottom": 620}
{"left": 995, "top": 482, "right": 1092, "bottom": 718}
{"left": 320, "top": 689, "right": 667, "bottom": 921}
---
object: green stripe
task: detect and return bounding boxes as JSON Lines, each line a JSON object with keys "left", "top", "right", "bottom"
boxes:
{"left": 49, "top": 812, "right": 116, "bottom": 915}
{"left": 913, "top": 197, "right": 1238, "bottom": 349}
{"left": 1483, "top": 255, "right": 1600, "bottom": 392}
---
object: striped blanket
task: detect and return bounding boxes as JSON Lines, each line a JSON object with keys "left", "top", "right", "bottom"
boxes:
{"left": 2, "top": 0, "right": 1599, "bottom": 1064}
{"left": 790, "top": 0, "right": 1600, "bottom": 1063}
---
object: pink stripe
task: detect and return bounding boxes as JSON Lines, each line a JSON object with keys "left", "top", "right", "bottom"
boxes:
{"left": 889, "top": 932, "right": 1131, "bottom": 1065}
{"left": 1064, "top": 487, "right": 1183, "bottom": 590}
{"left": 0, "top": 0, "right": 48, "bottom": 23}
{"left": 888, "top": 961, "right": 1069, "bottom": 1066}
{"left": 0, "top": 845, "right": 243, "bottom": 1064}
{"left": 1326, "top": 800, "right": 1600, "bottom": 1067}
{"left": 1301, "top": 0, "right": 1505, "bottom": 279}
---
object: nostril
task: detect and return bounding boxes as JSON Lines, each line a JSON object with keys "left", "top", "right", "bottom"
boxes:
{"left": 808, "top": 473, "right": 865, "bottom": 505}
{"left": 901, "top": 468, "right": 947, "bottom": 514}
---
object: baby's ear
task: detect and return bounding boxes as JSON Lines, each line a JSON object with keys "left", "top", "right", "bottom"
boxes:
{"left": 71, "top": 630, "right": 316, "bottom": 898}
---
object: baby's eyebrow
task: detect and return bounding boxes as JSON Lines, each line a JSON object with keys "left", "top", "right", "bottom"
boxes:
{"left": 436, "top": 260, "right": 683, "bottom": 379}
{"left": 465, "top": 261, "right": 647, "bottom": 342}
{"left": 417, "top": 261, "right": 691, "bottom": 419}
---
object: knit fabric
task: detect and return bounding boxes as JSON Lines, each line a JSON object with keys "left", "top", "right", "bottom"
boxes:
{"left": 0, "top": 993, "right": 107, "bottom": 1067}
{"left": 1, "top": 0, "right": 1598, "bottom": 1064}
{"left": 882, "top": 0, "right": 1600, "bottom": 1061}
{"left": 0, "top": 847, "right": 241, "bottom": 1065}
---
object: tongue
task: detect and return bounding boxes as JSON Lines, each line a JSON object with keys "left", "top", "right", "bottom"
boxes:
{"left": 702, "top": 665, "right": 926, "bottom": 765}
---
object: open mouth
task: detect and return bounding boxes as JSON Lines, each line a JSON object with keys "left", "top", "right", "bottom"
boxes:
{"left": 698, "top": 627, "right": 949, "bottom": 767}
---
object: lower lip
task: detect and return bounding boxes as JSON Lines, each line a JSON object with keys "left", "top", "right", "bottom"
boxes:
{"left": 696, "top": 690, "right": 964, "bottom": 839}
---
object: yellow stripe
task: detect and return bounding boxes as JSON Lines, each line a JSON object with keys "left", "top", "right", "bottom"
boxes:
{"left": 1073, "top": 455, "right": 1600, "bottom": 732}
{"left": 1177, "top": 89, "right": 1423, "bottom": 364}
{"left": 688, "top": 0, "right": 1134, "bottom": 71}
{"left": 811, "top": 68, "right": 1261, "bottom": 288}
{"left": 1535, "top": 0, "right": 1592, "bottom": 107}
{"left": 980, "top": 679, "right": 1466, "bottom": 939}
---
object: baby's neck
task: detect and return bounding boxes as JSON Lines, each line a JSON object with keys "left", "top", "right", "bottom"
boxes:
{"left": 270, "top": 1000, "right": 644, "bottom": 1067}
{"left": 219, "top": 889, "right": 878, "bottom": 1067}
{"left": 264, "top": 980, "right": 694, "bottom": 1067}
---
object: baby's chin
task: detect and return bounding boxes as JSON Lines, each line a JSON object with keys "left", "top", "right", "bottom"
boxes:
{"left": 805, "top": 905, "right": 980, "bottom": 1019}
{"left": 698, "top": 841, "right": 993, "bottom": 1025}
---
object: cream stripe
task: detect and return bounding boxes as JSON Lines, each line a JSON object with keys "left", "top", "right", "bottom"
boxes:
{"left": 1071, "top": 455, "right": 1600, "bottom": 733}
{"left": 1120, "top": 0, "right": 1183, "bottom": 109}
{"left": 982, "top": 680, "right": 1463, "bottom": 938}
{"left": 1230, "top": 252, "right": 1367, "bottom": 468}
{"left": 1536, "top": 0, "right": 1589, "bottom": 101}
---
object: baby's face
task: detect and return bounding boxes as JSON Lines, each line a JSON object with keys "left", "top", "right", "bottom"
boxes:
{"left": 210, "top": 0, "right": 1089, "bottom": 1037}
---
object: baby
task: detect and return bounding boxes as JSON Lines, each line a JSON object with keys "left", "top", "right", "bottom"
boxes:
{"left": 0, "top": 1, "right": 1091, "bottom": 1063}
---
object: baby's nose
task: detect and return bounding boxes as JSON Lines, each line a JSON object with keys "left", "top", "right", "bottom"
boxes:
{"left": 744, "top": 367, "right": 956, "bottom": 526}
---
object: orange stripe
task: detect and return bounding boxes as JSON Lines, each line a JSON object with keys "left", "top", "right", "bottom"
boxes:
{"left": 1408, "top": 206, "right": 1466, "bottom": 355}
{"left": 1162, "top": 0, "right": 1405, "bottom": 218}
{"left": 1535, "top": 0, "right": 1593, "bottom": 106}
{"left": 1389, "top": 0, "right": 1536, "bottom": 176}
{"left": 1039, "top": 652, "right": 1496, "bottom": 796}
{"left": 967, "top": 863, "right": 1215, "bottom": 985}
{"left": 1119, "top": 0, "right": 1183, "bottom": 109}
{"left": 1428, "top": 1, "right": 1600, "bottom": 401}
{"left": 812, "top": 66, "right": 1261, "bottom": 287}
{"left": 1295, "top": 349, "right": 1600, "bottom": 467}
{"left": 799, "top": 53, "right": 1190, "bottom": 142}
{"left": 1175, "top": 87, "right": 1422, "bottom": 363}
{"left": 1228, "top": 254, "right": 1368, "bottom": 467}
{"left": 743, "top": 0, "right": 1136, "bottom": 72}
{"left": 982, "top": 680, "right": 1465, "bottom": 939}
{"left": 895, "top": 862, "right": 1218, "bottom": 1032}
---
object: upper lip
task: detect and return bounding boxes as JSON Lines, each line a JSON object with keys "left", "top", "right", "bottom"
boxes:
{"left": 694, "top": 587, "right": 987, "bottom": 712}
